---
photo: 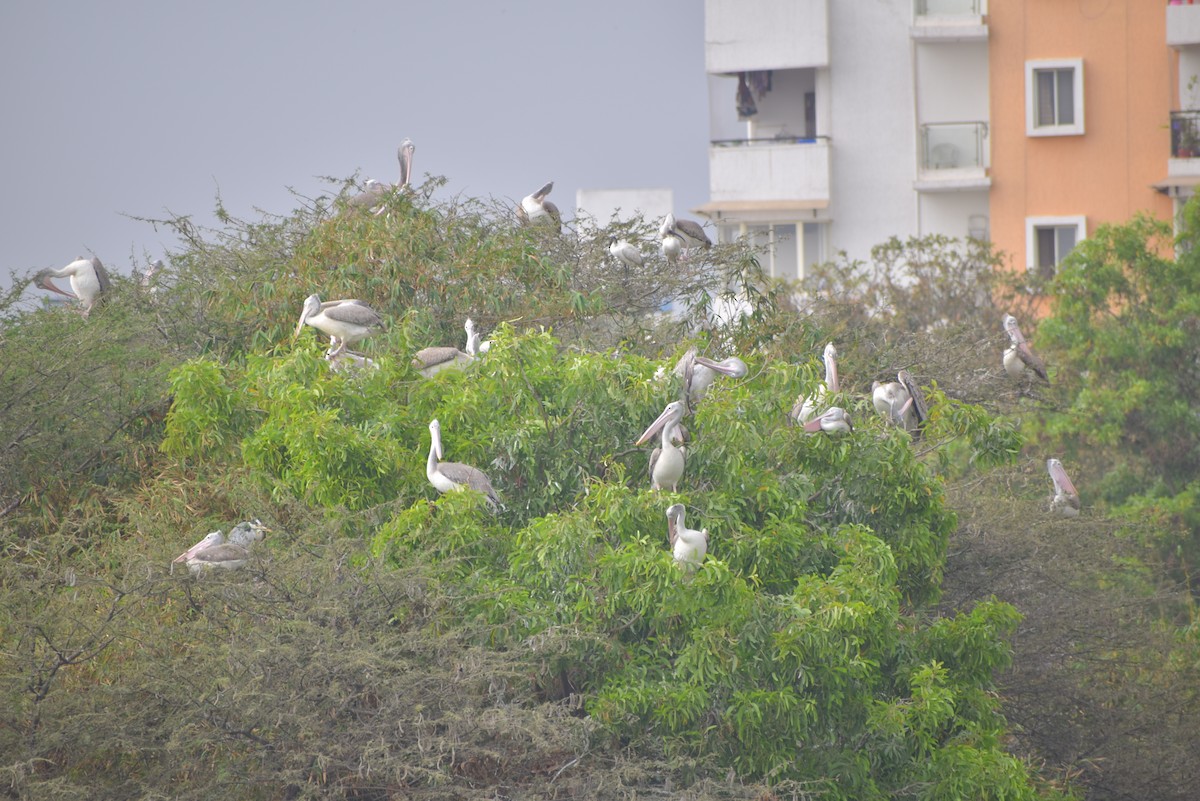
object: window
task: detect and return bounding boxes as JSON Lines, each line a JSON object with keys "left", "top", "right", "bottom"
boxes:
{"left": 1026, "top": 216, "right": 1085, "bottom": 279}
{"left": 1026, "top": 59, "right": 1084, "bottom": 136}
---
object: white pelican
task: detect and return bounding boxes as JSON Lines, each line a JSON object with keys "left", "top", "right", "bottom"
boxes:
{"left": 661, "top": 213, "right": 712, "bottom": 256}
{"left": 397, "top": 138, "right": 415, "bottom": 188}
{"left": 516, "top": 181, "right": 562, "bottom": 232}
{"left": 1003, "top": 314, "right": 1049, "bottom": 383}
{"left": 35, "top": 256, "right": 111, "bottom": 316}
{"left": 412, "top": 319, "right": 478, "bottom": 377}
{"left": 609, "top": 237, "right": 644, "bottom": 268}
{"left": 872, "top": 370, "right": 927, "bottom": 437}
{"left": 427, "top": 419, "right": 500, "bottom": 510}
{"left": 1047, "top": 458, "right": 1080, "bottom": 518}
{"left": 666, "top": 503, "right": 707, "bottom": 574}
{"left": 803, "top": 406, "right": 853, "bottom": 435}
{"left": 792, "top": 343, "right": 839, "bottom": 424}
{"left": 295, "top": 294, "right": 383, "bottom": 356}
{"left": 173, "top": 520, "right": 270, "bottom": 574}
{"left": 635, "top": 400, "right": 687, "bottom": 492}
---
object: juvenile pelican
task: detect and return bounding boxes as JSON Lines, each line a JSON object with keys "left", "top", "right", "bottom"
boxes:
{"left": 1003, "top": 314, "right": 1049, "bottom": 383}
{"left": 426, "top": 419, "right": 500, "bottom": 510}
{"left": 516, "top": 181, "right": 562, "bottom": 231}
{"left": 397, "top": 138, "right": 415, "bottom": 188}
{"left": 609, "top": 237, "right": 644, "bottom": 268}
{"left": 666, "top": 503, "right": 708, "bottom": 574}
{"left": 173, "top": 520, "right": 270, "bottom": 574}
{"left": 412, "top": 319, "right": 478, "bottom": 377}
{"left": 35, "top": 256, "right": 111, "bottom": 316}
{"left": 295, "top": 294, "right": 383, "bottom": 356}
{"left": 1047, "top": 458, "right": 1080, "bottom": 518}
{"left": 635, "top": 400, "right": 687, "bottom": 492}
{"left": 792, "top": 343, "right": 839, "bottom": 424}
{"left": 803, "top": 406, "right": 853, "bottom": 435}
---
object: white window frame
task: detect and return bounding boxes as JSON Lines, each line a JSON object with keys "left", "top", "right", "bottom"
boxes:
{"left": 1025, "top": 215, "right": 1086, "bottom": 275}
{"left": 1025, "top": 58, "right": 1084, "bottom": 137}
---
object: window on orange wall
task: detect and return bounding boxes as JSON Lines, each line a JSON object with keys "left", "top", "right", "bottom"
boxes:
{"left": 1026, "top": 216, "right": 1086, "bottom": 280}
{"left": 1026, "top": 59, "right": 1084, "bottom": 137}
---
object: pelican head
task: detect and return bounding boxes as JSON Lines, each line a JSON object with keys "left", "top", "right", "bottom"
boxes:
{"left": 228, "top": 518, "right": 271, "bottom": 546}
{"left": 295, "top": 293, "right": 322, "bottom": 337}
{"left": 429, "top": 419, "right": 444, "bottom": 460}
{"left": 1003, "top": 314, "right": 1024, "bottom": 343}
{"left": 635, "top": 400, "right": 687, "bottom": 446}
{"left": 398, "top": 138, "right": 415, "bottom": 187}
{"left": 823, "top": 342, "right": 839, "bottom": 392}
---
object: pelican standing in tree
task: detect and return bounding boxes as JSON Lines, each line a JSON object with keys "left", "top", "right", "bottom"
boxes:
{"left": 1047, "top": 458, "right": 1080, "bottom": 518}
{"left": 635, "top": 400, "right": 687, "bottom": 492}
{"left": 426, "top": 419, "right": 500, "bottom": 510}
{"left": 1003, "top": 314, "right": 1049, "bottom": 383}
{"left": 35, "top": 256, "right": 111, "bottom": 316}
{"left": 674, "top": 348, "right": 748, "bottom": 408}
{"left": 609, "top": 237, "right": 644, "bottom": 269}
{"left": 397, "top": 138, "right": 415, "bottom": 189}
{"left": 792, "top": 342, "right": 840, "bottom": 425}
{"left": 295, "top": 294, "right": 383, "bottom": 356}
{"left": 516, "top": 181, "right": 562, "bottom": 232}
{"left": 173, "top": 519, "right": 270, "bottom": 574}
{"left": 803, "top": 406, "right": 854, "bottom": 435}
{"left": 661, "top": 229, "right": 684, "bottom": 263}
{"left": 666, "top": 503, "right": 708, "bottom": 574}
{"left": 872, "top": 370, "right": 928, "bottom": 437}
{"left": 661, "top": 213, "right": 712, "bottom": 258}
{"left": 343, "top": 178, "right": 388, "bottom": 212}
{"left": 412, "top": 318, "right": 479, "bottom": 377}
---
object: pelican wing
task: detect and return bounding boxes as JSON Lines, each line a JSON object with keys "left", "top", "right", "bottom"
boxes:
{"left": 189, "top": 543, "right": 251, "bottom": 565}
{"left": 898, "top": 370, "right": 929, "bottom": 431}
{"left": 91, "top": 257, "right": 112, "bottom": 295}
{"left": 438, "top": 461, "right": 500, "bottom": 507}
{"left": 1016, "top": 344, "right": 1049, "bottom": 383}
{"left": 414, "top": 346, "right": 469, "bottom": 369}
{"left": 324, "top": 302, "right": 382, "bottom": 328}
{"left": 674, "top": 218, "right": 711, "bottom": 248}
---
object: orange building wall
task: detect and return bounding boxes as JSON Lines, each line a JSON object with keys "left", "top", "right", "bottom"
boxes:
{"left": 988, "top": 0, "right": 1174, "bottom": 275}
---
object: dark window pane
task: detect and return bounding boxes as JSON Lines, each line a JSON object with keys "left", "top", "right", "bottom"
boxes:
{"left": 1036, "top": 71, "right": 1055, "bottom": 126}
{"left": 1056, "top": 69, "right": 1074, "bottom": 125}
{"left": 1036, "top": 227, "right": 1057, "bottom": 279}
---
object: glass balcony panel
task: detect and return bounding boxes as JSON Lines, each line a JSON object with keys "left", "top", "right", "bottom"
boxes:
{"left": 920, "top": 122, "right": 987, "bottom": 171}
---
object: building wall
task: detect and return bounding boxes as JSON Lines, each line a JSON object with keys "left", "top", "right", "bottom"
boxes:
{"left": 988, "top": 0, "right": 1173, "bottom": 273}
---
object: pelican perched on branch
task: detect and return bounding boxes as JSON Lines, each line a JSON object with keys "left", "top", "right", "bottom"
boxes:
{"left": 872, "top": 370, "right": 928, "bottom": 437}
{"left": 1003, "top": 314, "right": 1049, "bottom": 383}
{"left": 295, "top": 294, "right": 383, "bottom": 356}
{"left": 516, "top": 181, "right": 561, "bottom": 232}
{"left": 412, "top": 319, "right": 479, "bottom": 377}
{"left": 666, "top": 503, "right": 707, "bottom": 574}
{"left": 343, "top": 178, "right": 388, "bottom": 212}
{"left": 660, "top": 213, "right": 712, "bottom": 258}
{"left": 803, "top": 406, "right": 853, "bottom": 435}
{"left": 635, "top": 400, "right": 687, "bottom": 492}
{"left": 674, "top": 348, "right": 748, "bottom": 408}
{"left": 426, "top": 419, "right": 500, "bottom": 510}
{"left": 173, "top": 519, "right": 270, "bottom": 574}
{"left": 35, "top": 256, "right": 111, "bottom": 316}
{"left": 792, "top": 343, "right": 839, "bottom": 425}
{"left": 1047, "top": 458, "right": 1080, "bottom": 518}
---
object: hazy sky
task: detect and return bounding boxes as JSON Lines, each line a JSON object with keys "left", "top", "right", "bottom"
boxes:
{"left": 0, "top": 2, "right": 709, "bottom": 283}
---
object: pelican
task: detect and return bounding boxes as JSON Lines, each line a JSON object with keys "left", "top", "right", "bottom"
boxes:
{"left": 173, "top": 519, "right": 269, "bottom": 574}
{"left": 635, "top": 400, "right": 687, "bottom": 492}
{"left": 872, "top": 370, "right": 928, "bottom": 437}
{"left": 661, "top": 231, "right": 683, "bottom": 263}
{"left": 35, "top": 256, "right": 111, "bottom": 316}
{"left": 426, "top": 419, "right": 500, "bottom": 510}
{"left": 661, "top": 213, "right": 712, "bottom": 255}
{"left": 666, "top": 503, "right": 707, "bottom": 574}
{"left": 412, "top": 319, "right": 478, "bottom": 377}
{"left": 1047, "top": 458, "right": 1080, "bottom": 518}
{"left": 141, "top": 258, "right": 164, "bottom": 288}
{"left": 344, "top": 178, "right": 388, "bottom": 212}
{"left": 791, "top": 343, "right": 839, "bottom": 424}
{"left": 397, "top": 138, "right": 415, "bottom": 188}
{"left": 324, "top": 346, "right": 377, "bottom": 373}
{"left": 516, "top": 181, "right": 562, "bottom": 231}
{"left": 803, "top": 406, "right": 853, "bottom": 435}
{"left": 609, "top": 237, "right": 644, "bottom": 268}
{"left": 1003, "top": 314, "right": 1049, "bottom": 383}
{"left": 674, "top": 348, "right": 748, "bottom": 408}
{"left": 295, "top": 294, "right": 383, "bottom": 356}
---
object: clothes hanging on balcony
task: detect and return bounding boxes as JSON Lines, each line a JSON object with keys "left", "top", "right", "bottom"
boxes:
{"left": 735, "top": 71, "right": 773, "bottom": 120}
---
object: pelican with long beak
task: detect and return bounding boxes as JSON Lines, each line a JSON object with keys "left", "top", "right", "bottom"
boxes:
{"left": 792, "top": 343, "right": 839, "bottom": 424}
{"left": 635, "top": 400, "right": 687, "bottom": 492}
{"left": 666, "top": 503, "right": 707, "bottom": 574}
{"left": 412, "top": 318, "right": 479, "bottom": 377}
{"left": 397, "top": 138, "right": 415, "bottom": 188}
{"left": 295, "top": 294, "right": 383, "bottom": 356}
{"left": 661, "top": 212, "right": 712, "bottom": 256}
{"left": 1047, "top": 458, "right": 1080, "bottom": 518}
{"left": 803, "top": 406, "right": 853, "bottom": 435}
{"left": 427, "top": 419, "right": 500, "bottom": 510}
{"left": 173, "top": 520, "right": 270, "bottom": 574}
{"left": 872, "top": 370, "right": 928, "bottom": 437}
{"left": 676, "top": 349, "right": 748, "bottom": 408}
{"left": 1003, "top": 314, "right": 1049, "bottom": 383}
{"left": 35, "top": 256, "right": 111, "bottom": 316}
{"left": 516, "top": 181, "right": 562, "bottom": 231}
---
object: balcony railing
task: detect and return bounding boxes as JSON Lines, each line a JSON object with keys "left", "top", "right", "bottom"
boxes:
{"left": 920, "top": 122, "right": 988, "bottom": 171}
{"left": 1171, "top": 110, "right": 1200, "bottom": 158}
{"left": 914, "top": 0, "right": 981, "bottom": 17}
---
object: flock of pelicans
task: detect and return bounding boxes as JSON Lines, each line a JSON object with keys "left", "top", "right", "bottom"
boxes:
{"left": 23, "top": 138, "right": 1079, "bottom": 577}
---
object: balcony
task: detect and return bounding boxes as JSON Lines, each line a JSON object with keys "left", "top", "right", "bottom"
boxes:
{"left": 1169, "top": 111, "right": 1200, "bottom": 180}
{"left": 1167, "top": 3, "right": 1200, "bottom": 48}
{"left": 911, "top": 0, "right": 987, "bottom": 41}
{"left": 705, "top": 0, "right": 829, "bottom": 73}
{"left": 702, "top": 138, "right": 830, "bottom": 218}
{"left": 914, "top": 122, "right": 991, "bottom": 192}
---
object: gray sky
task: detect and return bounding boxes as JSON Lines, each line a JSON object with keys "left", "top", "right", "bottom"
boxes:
{"left": 0, "top": 1, "right": 709, "bottom": 282}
